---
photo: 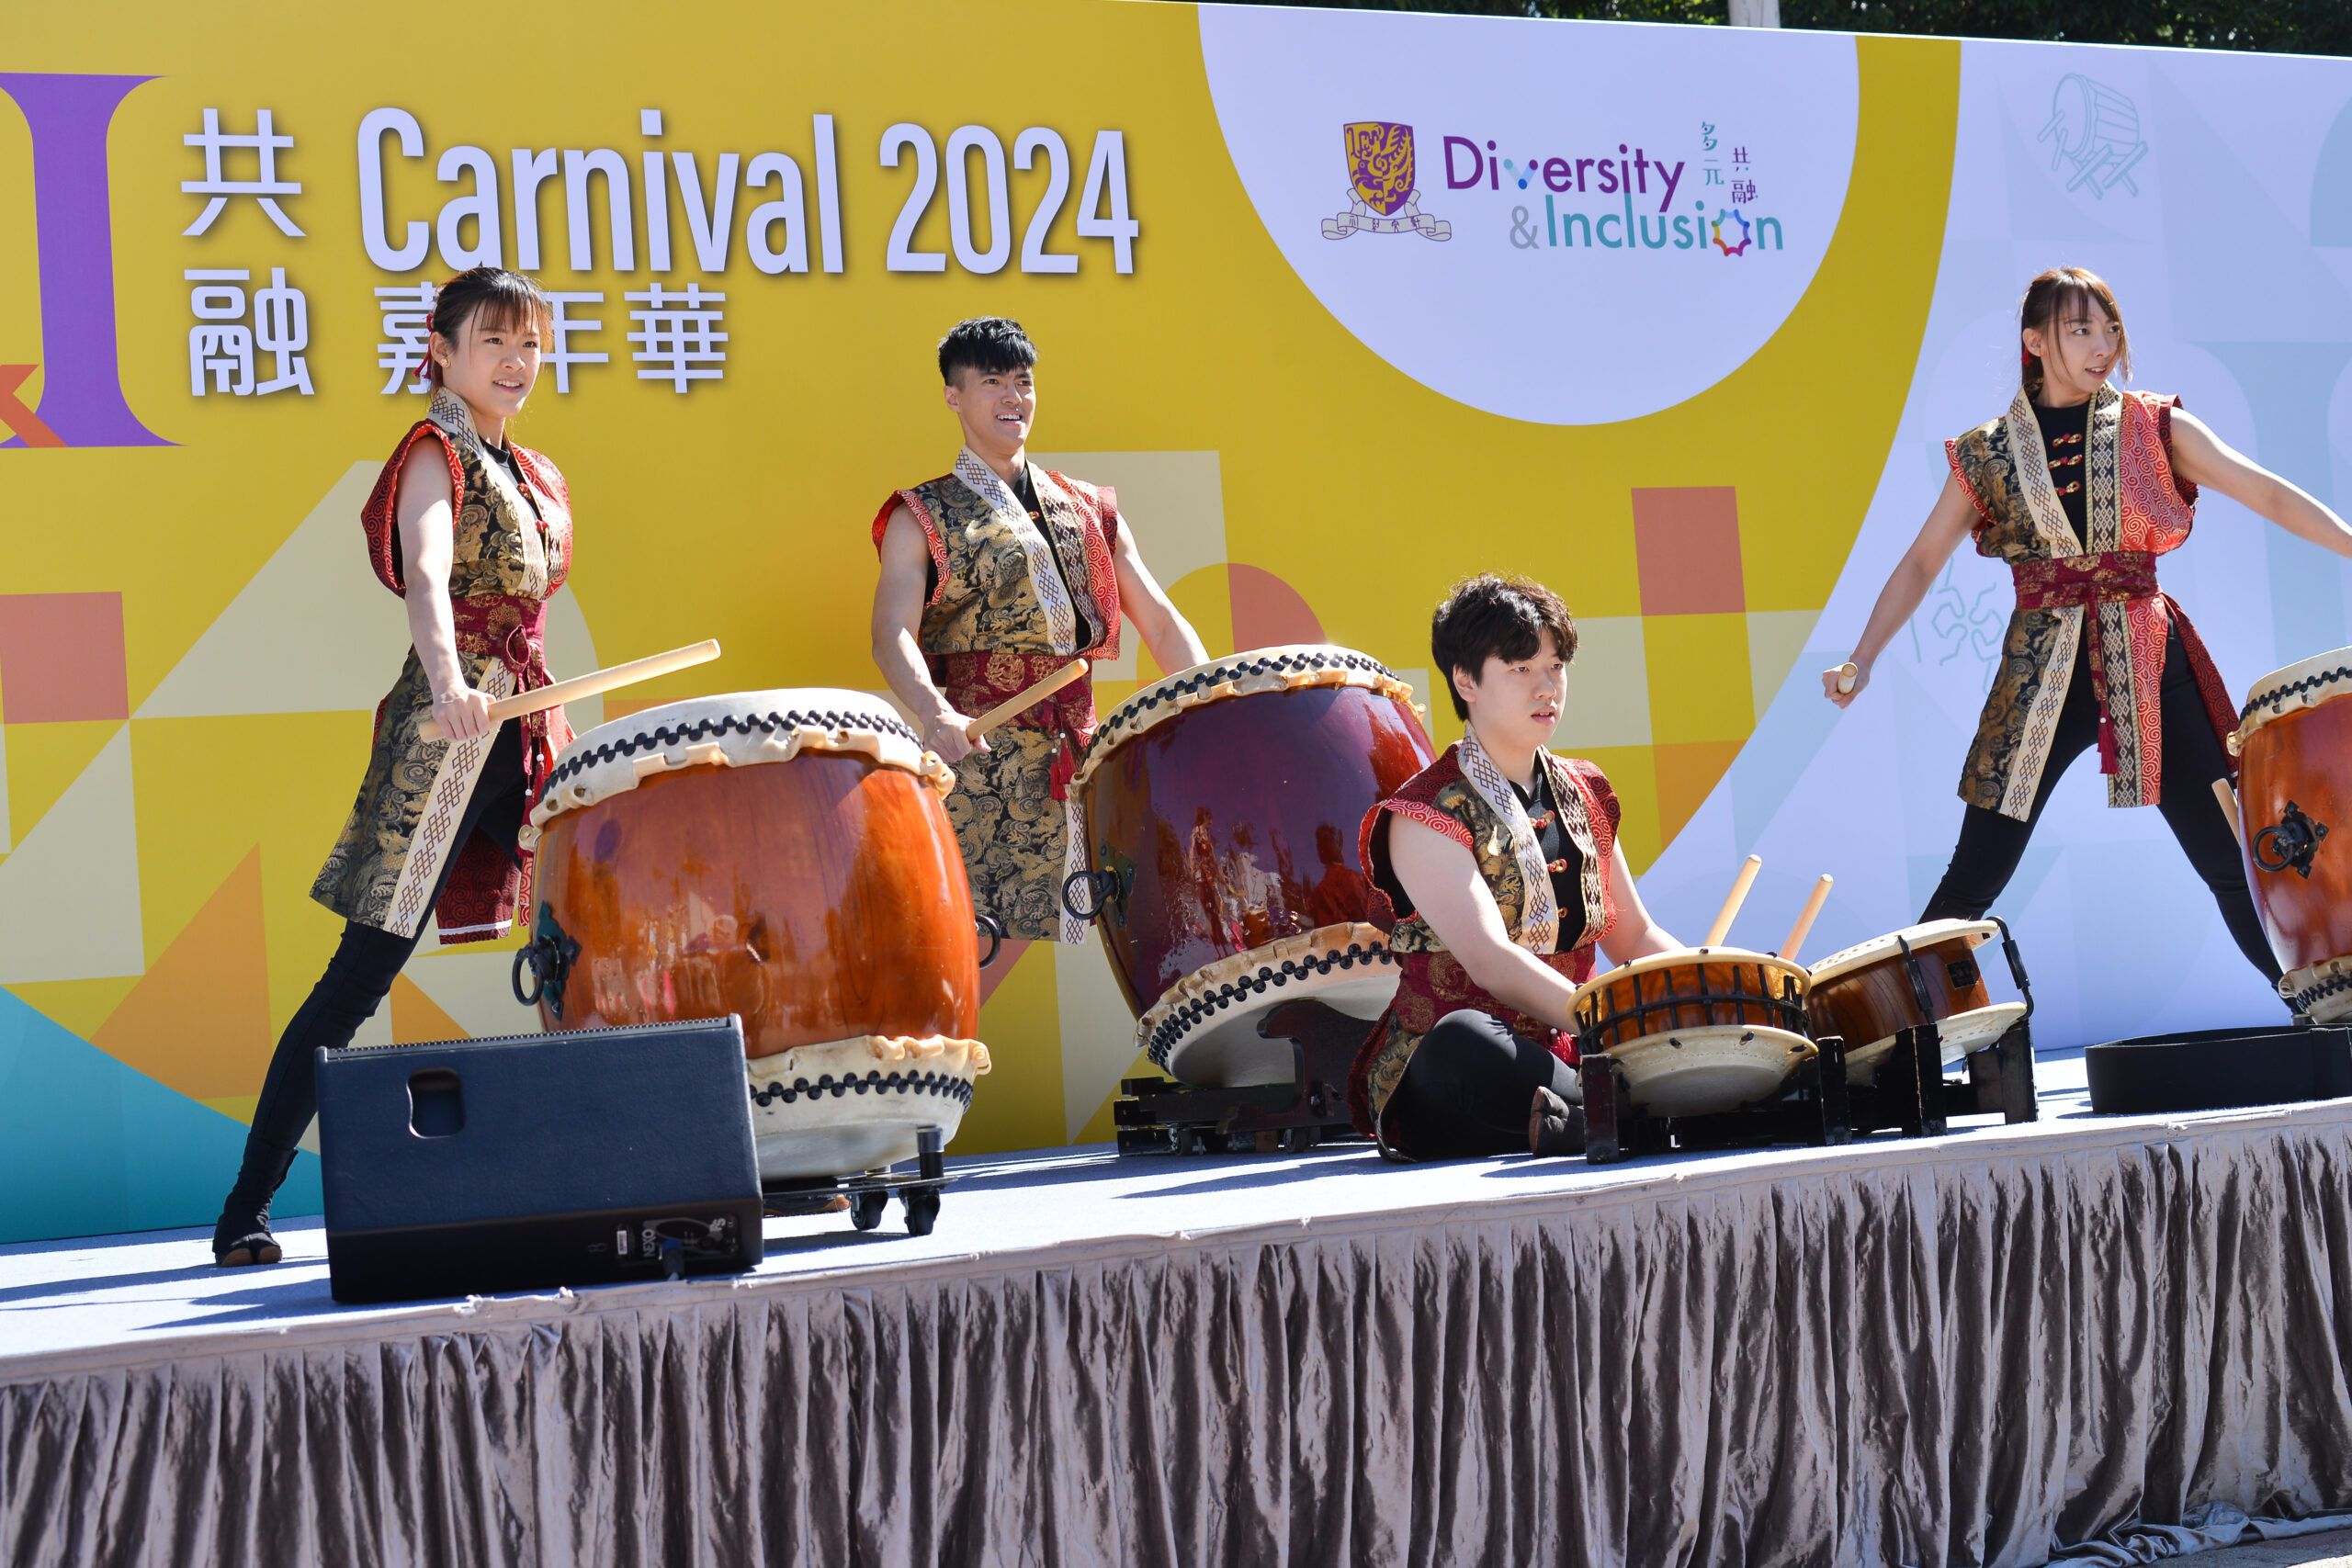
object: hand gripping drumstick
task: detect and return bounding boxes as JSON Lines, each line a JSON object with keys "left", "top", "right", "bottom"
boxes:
{"left": 1836, "top": 661, "right": 1860, "bottom": 694}
{"left": 1702, "top": 854, "right": 1764, "bottom": 949}
{"left": 1777, "top": 874, "right": 1834, "bottom": 963}
{"left": 964, "top": 660, "right": 1089, "bottom": 743}
{"left": 419, "top": 639, "right": 722, "bottom": 742}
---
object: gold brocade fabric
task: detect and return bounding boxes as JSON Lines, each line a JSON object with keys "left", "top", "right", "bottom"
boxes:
{"left": 312, "top": 394, "right": 574, "bottom": 940}
{"left": 888, "top": 464, "right": 1122, "bottom": 943}
{"left": 1944, "top": 386, "right": 2201, "bottom": 819}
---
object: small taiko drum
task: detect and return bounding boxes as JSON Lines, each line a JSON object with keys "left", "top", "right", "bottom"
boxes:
{"left": 1569, "top": 950, "right": 1814, "bottom": 1116}
{"left": 519, "top": 690, "right": 993, "bottom": 1180}
{"left": 1804, "top": 920, "right": 2026, "bottom": 1082}
{"left": 1067, "top": 645, "right": 1436, "bottom": 1088}
{"left": 2235, "top": 648, "right": 2352, "bottom": 1023}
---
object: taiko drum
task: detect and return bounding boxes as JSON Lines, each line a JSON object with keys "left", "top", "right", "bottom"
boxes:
{"left": 521, "top": 690, "right": 991, "bottom": 1179}
{"left": 2235, "top": 648, "right": 2352, "bottom": 1023}
{"left": 1067, "top": 645, "right": 1436, "bottom": 1089}
{"left": 1804, "top": 919, "right": 2025, "bottom": 1082}
{"left": 1568, "top": 950, "right": 1815, "bottom": 1117}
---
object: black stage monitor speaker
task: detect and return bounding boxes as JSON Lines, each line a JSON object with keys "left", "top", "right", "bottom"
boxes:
{"left": 317, "top": 1016, "right": 764, "bottom": 1304}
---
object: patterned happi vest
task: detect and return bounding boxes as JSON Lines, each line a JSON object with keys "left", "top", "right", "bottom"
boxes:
{"left": 1946, "top": 385, "right": 2237, "bottom": 820}
{"left": 312, "top": 389, "right": 574, "bottom": 942}
{"left": 1346, "top": 745, "right": 1621, "bottom": 1145}
{"left": 872, "top": 449, "right": 1123, "bottom": 942}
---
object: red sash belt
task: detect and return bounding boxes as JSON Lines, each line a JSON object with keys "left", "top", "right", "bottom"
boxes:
{"left": 932, "top": 650, "right": 1098, "bottom": 799}
{"left": 2010, "top": 551, "right": 2160, "bottom": 775}
{"left": 452, "top": 593, "right": 559, "bottom": 790}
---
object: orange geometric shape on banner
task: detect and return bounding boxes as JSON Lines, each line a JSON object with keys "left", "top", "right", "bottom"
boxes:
{"left": 1631, "top": 487, "right": 1745, "bottom": 616}
{"left": 0, "top": 367, "right": 65, "bottom": 448}
{"left": 1227, "top": 563, "right": 1324, "bottom": 649}
{"left": 978, "top": 937, "right": 1033, "bottom": 1008}
{"left": 92, "top": 846, "right": 271, "bottom": 1104}
{"left": 1652, "top": 739, "right": 1746, "bottom": 848}
{"left": 390, "top": 972, "right": 468, "bottom": 1043}
{"left": 0, "top": 592, "right": 130, "bottom": 723}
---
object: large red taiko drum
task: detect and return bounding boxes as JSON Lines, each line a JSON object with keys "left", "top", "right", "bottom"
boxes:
{"left": 1066, "top": 646, "right": 1436, "bottom": 1088}
{"left": 2234, "top": 648, "right": 2352, "bottom": 1023}
{"left": 521, "top": 689, "right": 992, "bottom": 1179}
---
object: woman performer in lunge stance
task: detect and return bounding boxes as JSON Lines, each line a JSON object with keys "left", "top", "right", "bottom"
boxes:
{"left": 1350, "top": 575, "right": 1680, "bottom": 1159}
{"left": 1826, "top": 266, "right": 2352, "bottom": 987}
{"left": 212, "top": 268, "right": 576, "bottom": 1265}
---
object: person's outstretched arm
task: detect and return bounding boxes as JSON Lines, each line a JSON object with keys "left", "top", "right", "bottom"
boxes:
{"left": 2170, "top": 409, "right": 2352, "bottom": 562}
{"left": 871, "top": 505, "right": 986, "bottom": 763}
{"left": 1821, "top": 474, "right": 1980, "bottom": 709}
{"left": 1111, "top": 523, "right": 1209, "bottom": 674}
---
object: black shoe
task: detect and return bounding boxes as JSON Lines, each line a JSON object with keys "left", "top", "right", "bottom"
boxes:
{"left": 212, "top": 1137, "right": 299, "bottom": 1267}
{"left": 1529, "top": 1087, "right": 1587, "bottom": 1156}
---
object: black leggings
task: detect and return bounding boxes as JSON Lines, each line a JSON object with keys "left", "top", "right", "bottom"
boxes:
{"left": 243, "top": 722, "right": 527, "bottom": 1156}
{"left": 1386, "top": 1010, "right": 1581, "bottom": 1159}
{"left": 1921, "top": 628, "right": 2279, "bottom": 985}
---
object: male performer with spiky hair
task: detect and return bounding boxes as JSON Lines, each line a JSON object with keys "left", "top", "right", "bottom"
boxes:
{"left": 871, "top": 318, "right": 1208, "bottom": 948}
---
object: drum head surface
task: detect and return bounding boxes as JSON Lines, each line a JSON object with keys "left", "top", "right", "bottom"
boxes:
{"left": 1075, "top": 644, "right": 1419, "bottom": 795}
{"left": 1606, "top": 1024, "right": 1814, "bottom": 1117}
{"left": 2239, "top": 646, "right": 2352, "bottom": 741}
{"left": 1841, "top": 1001, "right": 2028, "bottom": 1082}
{"left": 532, "top": 687, "right": 944, "bottom": 836}
{"left": 1805, "top": 920, "right": 1996, "bottom": 986}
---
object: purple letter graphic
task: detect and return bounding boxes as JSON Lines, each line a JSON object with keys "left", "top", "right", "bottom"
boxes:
{"left": 1443, "top": 136, "right": 1485, "bottom": 191}
{"left": 0, "top": 73, "right": 171, "bottom": 448}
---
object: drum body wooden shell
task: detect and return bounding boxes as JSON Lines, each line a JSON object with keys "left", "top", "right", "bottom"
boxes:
{"left": 1074, "top": 647, "right": 1435, "bottom": 1088}
{"left": 2236, "top": 651, "right": 2352, "bottom": 1021}
{"left": 1569, "top": 950, "right": 1813, "bottom": 1117}
{"left": 529, "top": 692, "right": 985, "bottom": 1179}
{"left": 1804, "top": 920, "right": 2022, "bottom": 1082}
{"left": 534, "top": 758, "right": 978, "bottom": 1049}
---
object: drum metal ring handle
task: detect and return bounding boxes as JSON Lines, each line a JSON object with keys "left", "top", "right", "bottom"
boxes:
{"left": 2252, "top": 800, "right": 2329, "bottom": 880}
{"left": 511, "top": 901, "right": 583, "bottom": 1020}
{"left": 974, "top": 911, "right": 1004, "bottom": 970}
{"left": 1062, "top": 868, "right": 1119, "bottom": 924}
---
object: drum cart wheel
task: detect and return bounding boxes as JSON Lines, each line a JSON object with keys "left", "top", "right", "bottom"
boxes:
{"left": 763, "top": 1125, "right": 954, "bottom": 1235}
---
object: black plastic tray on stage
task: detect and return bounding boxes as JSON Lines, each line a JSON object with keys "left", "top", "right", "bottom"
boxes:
{"left": 2085, "top": 1021, "right": 2352, "bottom": 1115}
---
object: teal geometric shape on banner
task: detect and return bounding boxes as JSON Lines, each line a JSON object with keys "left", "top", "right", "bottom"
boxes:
{"left": 0, "top": 988, "right": 321, "bottom": 1245}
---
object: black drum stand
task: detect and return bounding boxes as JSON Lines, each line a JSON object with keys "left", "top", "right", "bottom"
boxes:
{"left": 759, "top": 1124, "right": 956, "bottom": 1235}
{"left": 1583, "top": 922, "right": 2041, "bottom": 1164}
{"left": 1114, "top": 998, "right": 1374, "bottom": 1156}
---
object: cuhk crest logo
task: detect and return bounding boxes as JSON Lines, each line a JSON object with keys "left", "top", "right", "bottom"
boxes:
{"left": 1322, "top": 122, "right": 1450, "bottom": 242}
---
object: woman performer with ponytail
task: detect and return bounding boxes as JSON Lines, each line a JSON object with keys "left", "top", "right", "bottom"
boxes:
{"left": 212, "top": 267, "right": 575, "bottom": 1265}
{"left": 1826, "top": 266, "right": 2352, "bottom": 987}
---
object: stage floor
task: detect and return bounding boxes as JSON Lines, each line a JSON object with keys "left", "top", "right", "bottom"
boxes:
{"left": 0, "top": 1044, "right": 2228, "bottom": 1371}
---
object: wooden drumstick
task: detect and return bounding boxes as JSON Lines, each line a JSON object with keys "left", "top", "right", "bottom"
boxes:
{"left": 1836, "top": 661, "right": 1859, "bottom": 694}
{"left": 419, "top": 639, "right": 721, "bottom": 741}
{"left": 965, "top": 660, "right": 1089, "bottom": 742}
{"left": 1777, "top": 874, "right": 1834, "bottom": 963}
{"left": 2213, "top": 777, "right": 2245, "bottom": 851}
{"left": 1702, "top": 855, "right": 1764, "bottom": 949}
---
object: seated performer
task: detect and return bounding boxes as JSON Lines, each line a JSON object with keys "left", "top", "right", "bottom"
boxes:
{"left": 1350, "top": 575, "right": 1680, "bottom": 1159}
{"left": 212, "top": 268, "right": 575, "bottom": 1265}
{"left": 1826, "top": 267, "right": 2352, "bottom": 987}
{"left": 870, "top": 317, "right": 1207, "bottom": 946}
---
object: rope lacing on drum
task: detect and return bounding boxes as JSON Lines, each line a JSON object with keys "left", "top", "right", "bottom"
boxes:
{"left": 2241, "top": 663, "right": 2352, "bottom": 726}
{"left": 548, "top": 708, "right": 922, "bottom": 793}
{"left": 1145, "top": 941, "right": 1394, "bottom": 1069}
{"left": 749, "top": 1068, "right": 978, "bottom": 1109}
{"left": 1082, "top": 649, "right": 1403, "bottom": 767}
{"left": 2287, "top": 970, "right": 2352, "bottom": 1016}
